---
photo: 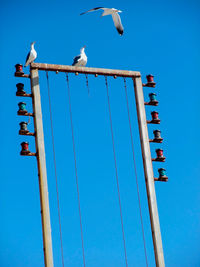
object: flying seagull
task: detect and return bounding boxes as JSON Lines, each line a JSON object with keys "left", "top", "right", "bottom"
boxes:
{"left": 72, "top": 46, "right": 87, "bottom": 66}
{"left": 24, "top": 41, "right": 37, "bottom": 67}
{"left": 80, "top": 7, "right": 124, "bottom": 36}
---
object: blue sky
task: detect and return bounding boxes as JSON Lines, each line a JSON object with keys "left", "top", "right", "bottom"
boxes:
{"left": 1, "top": 0, "right": 200, "bottom": 266}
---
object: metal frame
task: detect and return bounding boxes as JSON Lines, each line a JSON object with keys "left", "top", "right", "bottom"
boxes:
{"left": 27, "top": 63, "right": 165, "bottom": 267}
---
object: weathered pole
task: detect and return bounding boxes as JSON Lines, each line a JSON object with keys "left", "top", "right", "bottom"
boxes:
{"left": 30, "top": 68, "right": 54, "bottom": 267}
{"left": 133, "top": 77, "right": 165, "bottom": 267}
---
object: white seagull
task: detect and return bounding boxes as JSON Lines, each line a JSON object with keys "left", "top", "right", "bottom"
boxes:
{"left": 24, "top": 41, "right": 37, "bottom": 67}
{"left": 80, "top": 7, "right": 124, "bottom": 36}
{"left": 72, "top": 46, "right": 87, "bottom": 66}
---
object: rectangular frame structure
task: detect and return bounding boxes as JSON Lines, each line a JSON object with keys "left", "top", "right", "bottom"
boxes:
{"left": 29, "top": 63, "right": 165, "bottom": 267}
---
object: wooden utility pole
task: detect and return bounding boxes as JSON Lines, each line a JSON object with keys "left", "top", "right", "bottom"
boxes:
{"left": 133, "top": 77, "right": 165, "bottom": 267}
{"left": 30, "top": 68, "right": 54, "bottom": 267}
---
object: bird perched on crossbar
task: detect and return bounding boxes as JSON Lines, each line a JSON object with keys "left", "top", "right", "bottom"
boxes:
{"left": 72, "top": 46, "right": 87, "bottom": 66}
{"left": 80, "top": 7, "right": 124, "bottom": 36}
{"left": 24, "top": 41, "right": 37, "bottom": 67}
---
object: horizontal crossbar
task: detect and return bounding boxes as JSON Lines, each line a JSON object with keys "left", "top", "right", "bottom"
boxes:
{"left": 30, "top": 63, "right": 141, "bottom": 78}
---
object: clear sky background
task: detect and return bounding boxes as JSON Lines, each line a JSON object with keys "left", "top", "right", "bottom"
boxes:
{"left": 1, "top": 0, "right": 200, "bottom": 266}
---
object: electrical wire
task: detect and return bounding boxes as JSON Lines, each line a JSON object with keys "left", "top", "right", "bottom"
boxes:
{"left": 123, "top": 77, "right": 148, "bottom": 267}
{"left": 46, "top": 71, "right": 65, "bottom": 267}
{"left": 105, "top": 76, "right": 129, "bottom": 267}
{"left": 66, "top": 73, "right": 86, "bottom": 267}
{"left": 85, "top": 74, "right": 90, "bottom": 96}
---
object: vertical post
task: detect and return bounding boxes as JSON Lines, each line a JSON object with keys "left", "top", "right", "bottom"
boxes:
{"left": 30, "top": 68, "right": 54, "bottom": 267}
{"left": 133, "top": 77, "right": 165, "bottom": 267}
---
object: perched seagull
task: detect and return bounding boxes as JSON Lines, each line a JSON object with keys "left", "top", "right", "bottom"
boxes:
{"left": 72, "top": 46, "right": 87, "bottom": 66}
{"left": 80, "top": 7, "right": 124, "bottom": 36}
{"left": 24, "top": 41, "right": 37, "bottom": 67}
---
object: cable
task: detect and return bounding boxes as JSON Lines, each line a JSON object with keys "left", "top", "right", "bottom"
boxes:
{"left": 105, "top": 76, "right": 129, "bottom": 267}
{"left": 123, "top": 78, "right": 148, "bottom": 267}
{"left": 85, "top": 74, "right": 90, "bottom": 96}
{"left": 46, "top": 71, "right": 65, "bottom": 267}
{"left": 66, "top": 73, "right": 86, "bottom": 267}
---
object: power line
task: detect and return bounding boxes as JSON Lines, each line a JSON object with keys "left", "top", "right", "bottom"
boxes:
{"left": 123, "top": 78, "right": 148, "bottom": 267}
{"left": 66, "top": 73, "right": 86, "bottom": 267}
{"left": 46, "top": 71, "right": 65, "bottom": 267}
{"left": 105, "top": 76, "right": 129, "bottom": 267}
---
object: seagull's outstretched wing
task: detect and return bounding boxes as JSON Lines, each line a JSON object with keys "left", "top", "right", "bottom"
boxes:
{"left": 112, "top": 12, "right": 124, "bottom": 35}
{"left": 80, "top": 7, "right": 104, "bottom": 15}
{"left": 72, "top": 55, "right": 81, "bottom": 66}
